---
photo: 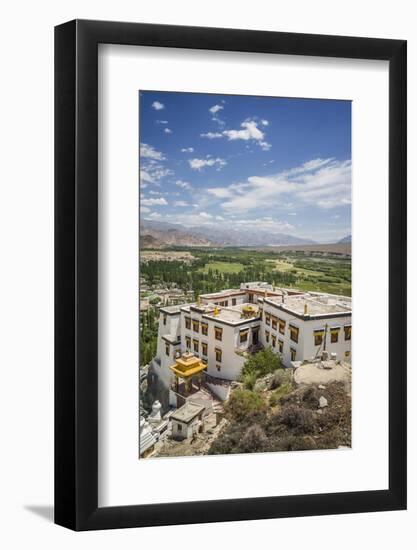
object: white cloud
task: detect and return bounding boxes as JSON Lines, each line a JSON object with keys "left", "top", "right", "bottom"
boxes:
{"left": 209, "top": 104, "right": 223, "bottom": 115}
{"left": 261, "top": 119, "right": 269, "bottom": 126}
{"left": 208, "top": 158, "right": 351, "bottom": 212}
{"left": 223, "top": 119, "right": 265, "bottom": 141}
{"left": 189, "top": 157, "right": 227, "bottom": 171}
{"left": 200, "top": 132, "right": 223, "bottom": 139}
{"left": 141, "top": 197, "right": 168, "bottom": 206}
{"left": 181, "top": 147, "right": 194, "bottom": 153}
{"left": 173, "top": 200, "right": 190, "bottom": 207}
{"left": 231, "top": 217, "right": 295, "bottom": 232}
{"left": 140, "top": 166, "right": 173, "bottom": 185}
{"left": 140, "top": 206, "right": 150, "bottom": 214}
{"left": 209, "top": 104, "right": 225, "bottom": 126}
{"left": 148, "top": 212, "right": 162, "bottom": 219}
{"left": 207, "top": 187, "right": 233, "bottom": 199}
{"left": 199, "top": 119, "right": 271, "bottom": 150}
{"left": 140, "top": 170, "right": 154, "bottom": 184}
{"left": 175, "top": 179, "right": 192, "bottom": 190}
{"left": 140, "top": 144, "right": 173, "bottom": 185}
{"left": 199, "top": 212, "right": 212, "bottom": 219}
{"left": 140, "top": 143, "right": 165, "bottom": 160}
{"left": 259, "top": 141, "right": 271, "bottom": 151}
{"left": 164, "top": 128, "right": 172, "bottom": 134}
{"left": 152, "top": 101, "right": 164, "bottom": 110}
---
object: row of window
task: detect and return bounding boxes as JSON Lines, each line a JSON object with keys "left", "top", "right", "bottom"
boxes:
{"left": 184, "top": 317, "right": 223, "bottom": 340}
{"left": 314, "top": 325, "right": 351, "bottom": 345}
{"left": 265, "top": 331, "right": 284, "bottom": 353}
{"left": 264, "top": 311, "right": 352, "bottom": 345}
{"left": 264, "top": 325, "right": 351, "bottom": 347}
{"left": 165, "top": 340, "right": 223, "bottom": 372}
{"left": 212, "top": 297, "right": 238, "bottom": 307}
{"left": 264, "top": 312, "right": 286, "bottom": 334}
{"left": 183, "top": 336, "right": 223, "bottom": 362}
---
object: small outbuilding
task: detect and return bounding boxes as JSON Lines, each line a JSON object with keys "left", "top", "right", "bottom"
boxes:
{"left": 170, "top": 402, "right": 205, "bottom": 441}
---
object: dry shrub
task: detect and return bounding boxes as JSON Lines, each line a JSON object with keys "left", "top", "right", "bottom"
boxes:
{"left": 279, "top": 404, "right": 315, "bottom": 434}
{"left": 239, "top": 424, "right": 267, "bottom": 453}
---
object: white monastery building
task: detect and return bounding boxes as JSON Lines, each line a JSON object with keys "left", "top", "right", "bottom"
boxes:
{"left": 150, "top": 282, "right": 351, "bottom": 408}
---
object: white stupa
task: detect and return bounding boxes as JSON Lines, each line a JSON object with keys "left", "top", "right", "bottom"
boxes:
{"left": 148, "top": 400, "right": 162, "bottom": 424}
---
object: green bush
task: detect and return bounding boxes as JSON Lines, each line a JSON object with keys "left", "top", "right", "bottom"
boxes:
{"left": 269, "top": 369, "right": 292, "bottom": 390}
{"left": 225, "top": 389, "right": 267, "bottom": 422}
{"left": 241, "top": 371, "right": 258, "bottom": 390}
{"left": 241, "top": 347, "right": 281, "bottom": 382}
{"left": 269, "top": 383, "right": 293, "bottom": 407}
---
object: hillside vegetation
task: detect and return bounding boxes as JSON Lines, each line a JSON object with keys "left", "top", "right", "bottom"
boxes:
{"left": 209, "top": 349, "right": 351, "bottom": 455}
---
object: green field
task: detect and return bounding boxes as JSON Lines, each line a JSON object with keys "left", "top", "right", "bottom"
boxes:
{"left": 197, "top": 261, "right": 244, "bottom": 274}
{"left": 140, "top": 247, "right": 351, "bottom": 297}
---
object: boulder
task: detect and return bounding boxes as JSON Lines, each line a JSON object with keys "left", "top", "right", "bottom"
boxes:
{"left": 318, "top": 396, "right": 328, "bottom": 408}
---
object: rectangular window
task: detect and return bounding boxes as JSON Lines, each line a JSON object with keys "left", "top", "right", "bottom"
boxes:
{"left": 163, "top": 314, "right": 167, "bottom": 326}
{"left": 344, "top": 325, "right": 352, "bottom": 341}
{"left": 330, "top": 327, "right": 340, "bottom": 343}
{"left": 240, "top": 329, "right": 249, "bottom": 343}
{"left": 232, "top": 298, "right": 236, "bottom": 306}
{"left": 193, "top": 339, "right": 199, "bottom": 353}
{"left": 290, "top": 347, "right": 296, "bottom": 361}
{"left": 185, "top": 336, "right": 191, "bottom": 349}
{"left": 165, "top": 342, "right": 170, "bottom": 356}
{"left": 201, "top": 322, "right": 208, "bottom": 336}
{"left": 214, "top": 326, "right": 223, "bottom": 341}
{"left": 265, "top": 313, "right": 271, "bottom": 326}
{"left": 192, "top": 319, "right": 199, "bottom": 332}
{"left": 278, "top": 318, "right": 286, "bottom": 335}
{"left": 289, "top": 324, "right": 299, "bottom": 343}
{"left": 278, "top": 339, "right": 284, "bottom": 353}
{"left": 202, "top": 342, "right": 208, "bottom": 356}
{"left": 215, "top": 347, "right": 222, "bottom": 362}
{"left": 314, "top": 329, "right": 324, "bottom": 346}
{"left": 265, "top": 330, "right": 270, "bottom": 343}
{"left": 271, "top": 316, "right": 277, "bottom": 330}
{"left": 185, "top": 316, "right": 191, "bottom": 330}
{"left": 271, "top": 334, "right": 276, "bottom": 347}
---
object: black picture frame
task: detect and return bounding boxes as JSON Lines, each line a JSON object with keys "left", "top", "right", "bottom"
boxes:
{"left": 55, "top": 19, "right": 407, "bottom": 531}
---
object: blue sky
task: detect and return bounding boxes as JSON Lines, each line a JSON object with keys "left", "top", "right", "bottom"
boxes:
{"left": 139, "top": 91, "right": 351, "bottom": 242}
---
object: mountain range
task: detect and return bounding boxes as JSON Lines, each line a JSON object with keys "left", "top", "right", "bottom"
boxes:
{"left": 141, "top": 219, "right": 317, "bottom": 248}
{"left": 338, "top": 235, "right": 351, "bottom": 244}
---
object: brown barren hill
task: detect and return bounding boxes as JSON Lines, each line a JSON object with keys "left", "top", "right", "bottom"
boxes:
{"left": 253, "top": 243, "right": 351, "bottom": 256}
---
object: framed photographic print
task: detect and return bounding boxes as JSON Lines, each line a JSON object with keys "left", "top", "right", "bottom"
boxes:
{"left": 55, "top": 20, "right": 407, "bottom": 530}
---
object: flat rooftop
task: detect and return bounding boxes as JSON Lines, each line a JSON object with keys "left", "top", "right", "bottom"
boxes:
{"left": 183, "top": 303, "right": 260, "bottom": 324}
{"left": 267, "top": 294, "right": 351, "bottom": 317}
{"left": 159, "top": 305, "right": 181, "bottom": 315}
{"left": 200, "top": 288, "right": 247, "bottom": 299}
{"left": 200, "top": 283, "right": 285, "bottom": 300}
{"left": 170, "top": 402, "right": 205, "bottom": 424}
